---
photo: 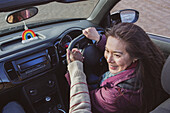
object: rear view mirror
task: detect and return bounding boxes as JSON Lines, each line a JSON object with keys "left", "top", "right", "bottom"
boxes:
{"left": 111, "top": 9, "right": 139, "bottom": 24}
{"left": 6, "top": 7, "right": 38, "bottom": 24}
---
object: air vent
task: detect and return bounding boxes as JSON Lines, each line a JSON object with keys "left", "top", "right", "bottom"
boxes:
{"left": 1, "top": 38, "right": 22, "bottom": 51}
{"left": 4, "top": 61, "right": 18, "bottom": 80}
{"left": 48, "top": 47, "right": 58, "bottom": 67}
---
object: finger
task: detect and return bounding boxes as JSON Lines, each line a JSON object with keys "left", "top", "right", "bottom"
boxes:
{"left": 66, "top": 49, "right": 71, "bottom": 64}
{"left": 82, "top": 30, "right": 88, "bottom": 36}
{"left": 72, "top": 48, "right": 81, "bottom": 54}
{"left": 72, "top": 49, "right": 77, "bottom": 56}
{"left": 74, "top": 50, "right": 81, "bottom": 56}
{"left": 76, "top": 50, "right": 81, "bottom": 54}
{"left": 72, "top": 49, "right": 82, "bottom": 56}
{"left": 72, "top": 48, "right": 79, "bottom": 51}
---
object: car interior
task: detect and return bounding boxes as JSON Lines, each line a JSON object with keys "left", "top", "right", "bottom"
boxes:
{"left": 0, "top": 0, "right": 169, "bottom": 113}
{"left": 150, "top": 55, "right": 170, "bottom": 113}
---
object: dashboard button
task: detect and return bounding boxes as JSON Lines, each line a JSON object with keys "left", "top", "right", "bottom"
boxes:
{"left": 45, "top": 96, "right": 51, "bottom": 102}
{"left": 29, "top": 89, "right": 37, "bottom": 95}
{"left": 47, "top": 80, "right": 55, "bottom": 87}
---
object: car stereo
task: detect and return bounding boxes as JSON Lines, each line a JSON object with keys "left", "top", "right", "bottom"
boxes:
{"left": 12, "top": 49, "right": 51, "bottom": 80}
{"left": 4, "top": 47, "right": 58, "bottom": 83}
{"left": 4, "top": 48, "right": 57, "bottom": 83}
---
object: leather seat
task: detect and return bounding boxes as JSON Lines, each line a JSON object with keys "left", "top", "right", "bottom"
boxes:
{"left": 150, "top": 55, "right": 170, "bottom": 113}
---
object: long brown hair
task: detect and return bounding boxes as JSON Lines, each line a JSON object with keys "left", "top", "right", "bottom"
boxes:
{"left": 105, "top": 23, "right": 168, "bottom": 112}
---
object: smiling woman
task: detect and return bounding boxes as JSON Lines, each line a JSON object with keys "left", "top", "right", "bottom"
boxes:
{"left": 104, "top": 37, "right": 134, "bottom": 74}
{"left": 65, "top": 23, "right": 169, "bottom": 113}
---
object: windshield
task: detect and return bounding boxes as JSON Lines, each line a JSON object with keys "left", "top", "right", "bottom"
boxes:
{"left": 0, "top": 0, "right": 99, "bottom": 32}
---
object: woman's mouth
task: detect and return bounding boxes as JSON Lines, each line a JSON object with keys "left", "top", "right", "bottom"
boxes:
{"left": 109, "top": 65, "right": 118, "bottom": 70}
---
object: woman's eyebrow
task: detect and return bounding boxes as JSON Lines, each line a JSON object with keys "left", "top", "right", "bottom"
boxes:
{"left": 105, "top": 47, "right": 123, "bottom": 54}
{"left": 113, "top": 51, "right": 123, "bottom": 54}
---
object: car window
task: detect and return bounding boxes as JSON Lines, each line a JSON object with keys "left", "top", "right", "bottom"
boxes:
{"left": 0, "top": 0, "right": 99, "bottom": 32}
{"left": 111, "top": 0, "right": 170, "bottom": 38}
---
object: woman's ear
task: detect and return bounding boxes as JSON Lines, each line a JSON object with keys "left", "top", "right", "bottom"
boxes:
{"left": 133, "top": 58, "right": 138, "bottom": 63}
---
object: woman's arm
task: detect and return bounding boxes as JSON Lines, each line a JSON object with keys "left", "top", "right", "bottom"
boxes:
{"left": 68, "top": 61, "right": 91, "bottom": 113}
{"left": 67, "top": 49, "right": 91, "bottom": 113}
{"left": 96, "top": 34, "right": 106, "bottom": 52}
{"left": 82, "top": 27, "right": 106, "bottom": 52}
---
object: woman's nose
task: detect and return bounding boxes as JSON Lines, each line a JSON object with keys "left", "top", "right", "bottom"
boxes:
{"left": 107, "top": 54, "right": 114, "bottom": 63}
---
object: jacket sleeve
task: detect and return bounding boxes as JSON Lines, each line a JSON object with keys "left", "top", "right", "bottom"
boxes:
{"left": 68, "top": 61, "right": 91, "bottom": 113}
{"left": 96, "top": 35, "right": 107, "bottom": 52}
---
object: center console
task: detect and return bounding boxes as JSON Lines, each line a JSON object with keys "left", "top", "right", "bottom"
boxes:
{"left": 23, "top": 71, "right": 65, "bottom": 113}
{"left": 4, "top": 47, "right": 66, "bottom": 113}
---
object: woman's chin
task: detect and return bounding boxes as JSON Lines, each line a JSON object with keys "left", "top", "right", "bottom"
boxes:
{"left": 109, "top": 68, "right": 119, "bottom": 74}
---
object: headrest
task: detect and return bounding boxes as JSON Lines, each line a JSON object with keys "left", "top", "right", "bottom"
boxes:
{"left": 161, "top": 55, "right": 170, "bottom": 95}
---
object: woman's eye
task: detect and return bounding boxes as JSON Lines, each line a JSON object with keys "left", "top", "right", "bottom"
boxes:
{"left": 105, "top": 49, "right": 109, "bottom": 53}
{"left": 114, "top": 54, "right": 121, "bottom": 58}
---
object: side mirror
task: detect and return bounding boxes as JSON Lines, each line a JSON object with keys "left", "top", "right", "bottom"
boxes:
{"left": 6, "top": 7, "right": 38, "bottom": 24}
{"left": 111, "top": 9, "right": 139, "bottom": 24}
{"left": 120, "top": 9, "right": 139, "bottom": 23}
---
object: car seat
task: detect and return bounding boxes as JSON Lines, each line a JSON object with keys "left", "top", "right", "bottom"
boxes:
{"left": 150, "top": 55, "right": 170, "bottom": 113}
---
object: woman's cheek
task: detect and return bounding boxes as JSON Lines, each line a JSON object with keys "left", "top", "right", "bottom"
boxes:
{"left": 115, "top": 58, "right": 123, "bottom": 65}
{"left": 104, "top": 52, "right": 108, "bottom": 60}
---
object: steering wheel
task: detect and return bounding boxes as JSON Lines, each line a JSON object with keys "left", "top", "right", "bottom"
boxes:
{"left": 68, "top": 34, "right": 107, "bottom": 90}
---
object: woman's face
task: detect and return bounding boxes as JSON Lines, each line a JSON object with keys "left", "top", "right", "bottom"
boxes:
{"left": 104, "top": 36, "right": 134, "bottom": 74}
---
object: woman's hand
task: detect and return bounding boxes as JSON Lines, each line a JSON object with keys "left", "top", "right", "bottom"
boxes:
{"left": 67, "top": 48, "right": 84, "bottom": 64}
{"left": 82, "top": 27, "right": 100, "bottom": 42}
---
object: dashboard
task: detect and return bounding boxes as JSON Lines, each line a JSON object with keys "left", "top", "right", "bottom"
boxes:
{"left": 0, "top": 20, "right": 99, "bottom": 86}
{"left": 0, "top": 20, "right": 101, "bottom": 112}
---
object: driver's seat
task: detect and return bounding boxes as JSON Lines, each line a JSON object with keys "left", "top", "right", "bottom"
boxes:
{"left": 150, "top": 55, "right": 170, "bottom": 113}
